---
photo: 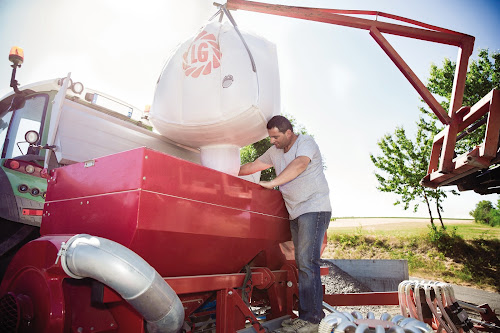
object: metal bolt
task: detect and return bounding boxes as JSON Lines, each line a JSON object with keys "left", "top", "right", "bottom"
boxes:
{"left": 87, "top": 201, "right": 89, "bottom": 204}
{"left": 110, "top": 323, "right": 115, "bottom": 327}
{"left": 228, "top": 291, "right": 233, "bottom": 295}
{"left": 145, "top": 155, "right": 148, "bottom": 159}
{"left": 287, "top": 281, "right": 293, "bottom": 288}
{"left": 80, "top": 202, "right": 83, "bottom": 205}
{"left": 90, "top": 327, "right": 94, "bottom": 331}
{"left": 143, "top": 176, "right": 146, "bottom": 180}
{"left": 77, "top": 328, "right": 83, "bottom": 333}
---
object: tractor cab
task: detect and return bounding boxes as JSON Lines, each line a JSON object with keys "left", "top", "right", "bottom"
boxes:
{"left": 0, "top": 46, "right": 201, "bottom": 230}
{"left": 0, "top": 48, "right": 50, "bottom": 227}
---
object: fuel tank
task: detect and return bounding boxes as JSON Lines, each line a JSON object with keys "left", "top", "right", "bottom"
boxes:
{"left": 41, "top": 147, "right": 291, "bottom": 277}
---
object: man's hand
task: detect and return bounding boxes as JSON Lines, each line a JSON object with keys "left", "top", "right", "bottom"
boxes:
{"left": 259, "top": 181, "right": 276, "bottom": 189}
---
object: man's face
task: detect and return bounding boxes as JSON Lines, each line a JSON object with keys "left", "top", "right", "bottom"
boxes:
{"left": 268, "top": 127, "right": 291, "bottom": 150}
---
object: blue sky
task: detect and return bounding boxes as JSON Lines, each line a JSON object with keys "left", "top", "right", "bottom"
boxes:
{"left": 1, "top": 0, "right": 499, "bottom": 218}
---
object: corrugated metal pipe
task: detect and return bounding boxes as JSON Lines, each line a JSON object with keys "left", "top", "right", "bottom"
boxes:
{"left": 57, "top": 234, "right": 184, "bottom": 333}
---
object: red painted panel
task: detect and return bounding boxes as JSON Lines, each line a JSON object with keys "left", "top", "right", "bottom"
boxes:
{"left": 135, "top": 190, "right": 288, "bottom": 240}
{"left": 42, "top": 148, "right": 291, "bottom": 276}
{"left": 45, "top": 148, "right": 146, "bottom": 201}
{"left": 42, "top": 189, "right": 290, "bottom": 276}
{"left": 140, "top": 148, "right": 287, "bottom": 216}
{"left": 43, "top": 148, "right": 288, "bottom": 226}
{"left": 323, "top": 292, "right": 399, "bottom": 306}
{"left": 42, "top": 191, "right": 141, "bottom": 246}
{"left": 45, "top": 147, "right": 287, "bottom": 218}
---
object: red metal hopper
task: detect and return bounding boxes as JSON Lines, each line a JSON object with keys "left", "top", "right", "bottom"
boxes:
{"left": 41, "top": 147, "right": 291, "bottom": 277}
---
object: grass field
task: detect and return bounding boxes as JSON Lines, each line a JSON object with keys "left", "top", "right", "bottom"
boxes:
{"left": 323, "top": 218, "right": 500, "bottom": 292}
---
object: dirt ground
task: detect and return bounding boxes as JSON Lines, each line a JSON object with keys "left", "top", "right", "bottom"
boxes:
{"left": 329, "top": 217, "right": 473, "bottom": 228}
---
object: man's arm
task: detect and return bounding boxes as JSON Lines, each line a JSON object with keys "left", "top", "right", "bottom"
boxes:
{"left": 259, "top": 156, "right": 310, "bottom": 189}
{"left": 239, "top": 158, "right": 272, "bottom": 176}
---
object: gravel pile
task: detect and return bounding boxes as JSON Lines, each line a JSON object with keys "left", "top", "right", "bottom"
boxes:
{"left": 320, "top": 259, "right": 402, "bottom": 318}
{"left": 320, "top": 259, "right": 372, "bottom": 294}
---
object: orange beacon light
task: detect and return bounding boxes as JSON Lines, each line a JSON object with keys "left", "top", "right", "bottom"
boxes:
{"left": 9, "top": 46, "right": 24, "bottom": 67}
{"left": 9, "top": 46, "right": 24, "bottom": 93}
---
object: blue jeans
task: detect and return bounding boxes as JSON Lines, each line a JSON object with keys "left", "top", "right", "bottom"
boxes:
{"left": 290, "top": 211, "right": 331, "bottom": 324}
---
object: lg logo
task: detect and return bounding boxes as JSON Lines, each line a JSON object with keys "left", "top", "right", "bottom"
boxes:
{"left": 183, "top": 30, "right": 221, "bottom": 78}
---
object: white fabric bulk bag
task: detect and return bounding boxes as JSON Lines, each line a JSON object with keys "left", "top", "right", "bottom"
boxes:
{"left": 150, "top": 20, "right": 280, "bottom": 175}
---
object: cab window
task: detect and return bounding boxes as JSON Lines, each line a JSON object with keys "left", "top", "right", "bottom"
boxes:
{"left": 1, "top": 94, "right": 48, "bottom": 159}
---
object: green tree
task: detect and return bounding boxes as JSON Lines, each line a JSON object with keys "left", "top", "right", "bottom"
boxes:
{"left": 469, "top": 199, "right": 500, "bottom": 226}
{"left": 240, "top": 114, "right": 309, "bottom": 181}
{"left": 370, "top": 118, "right": 452, "bottom": 226}
{"left": 371, "top": 49, "right": 497, "bottom": 223}
{"left": 470, "top": 200, "right": 494, "bottom": 224}
{"left": 423, "top": 49, "right": 500, "bottom": 153}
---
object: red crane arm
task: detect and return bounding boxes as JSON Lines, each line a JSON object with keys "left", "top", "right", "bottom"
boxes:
{"left": 225, "top": 0, "right": 475, "bottom": 124}
{"left": 226, "top": 0, "right": 500, "bottom": 192}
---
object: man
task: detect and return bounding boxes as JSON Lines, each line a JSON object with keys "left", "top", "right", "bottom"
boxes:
{"left": 239, "top": 115, "right": 331, "bottom": 333}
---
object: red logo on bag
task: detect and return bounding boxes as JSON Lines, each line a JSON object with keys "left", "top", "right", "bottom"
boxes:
{"left": 183, "top": 30, "right": 221, "bottom": 78}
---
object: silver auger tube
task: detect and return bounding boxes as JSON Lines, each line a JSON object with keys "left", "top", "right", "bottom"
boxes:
{"left": 58, "top": 234, "right": 185, "bottom": 333}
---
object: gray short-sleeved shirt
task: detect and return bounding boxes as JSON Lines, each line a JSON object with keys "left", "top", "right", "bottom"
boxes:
{"left": 258, "top": 134, "right": 331, "bottom": 220}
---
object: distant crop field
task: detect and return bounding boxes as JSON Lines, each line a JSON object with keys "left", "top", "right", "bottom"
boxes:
{"left": 329, "top": 218, "right": 499, "bottom": 240}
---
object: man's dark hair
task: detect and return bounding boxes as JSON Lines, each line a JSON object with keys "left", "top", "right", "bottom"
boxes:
{"left": 267, "top": 115, "right": 293, "bottom": 133}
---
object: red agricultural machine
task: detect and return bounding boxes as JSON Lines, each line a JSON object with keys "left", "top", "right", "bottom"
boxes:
{"left": 1, "top": 1, "right": 499, "bottom": 333}
{"left": 1, "top": 147, "right": 297, "bottom": 332}
{"left": 2, "top": 147, "right": 499, "bottom": 333}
